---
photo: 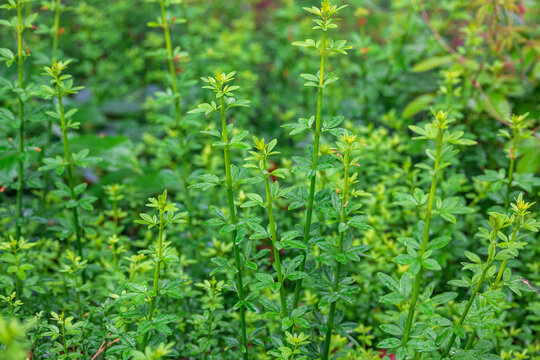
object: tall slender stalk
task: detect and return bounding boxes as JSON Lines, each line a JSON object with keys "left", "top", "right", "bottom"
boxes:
{"left": 190, "top": 70, "right": 252, "bottom": 358}
{"left": 219, "top": 96, "right": 248, "bottom": 359}
{"left": 444, "top": 194, "right": 535, "bottom": 355}
{"left": 135, "top": 189, "right": 186, "bottom": 351}
{"left": 264, "top": 162, "right": 288, "bottom": 319}
{"left": 292, "top": 28, "right": 326, "bottom": 309}
{"left": 504, "top": 123, "right": 518, "bottom": 209}
{"left": 402, "top": 127, "right": 443, "bottom": 344}
{"left": 141, "top": 211, "right": 164, "bottom": 350}
{"left": 289, "top": 0, "right": 354, "bottom": 309}
{"left": 52, "top": 0, "right": 61, "bottom": 60}
{"left": 43, "top": 0, "right": 62, "bottom": 205}
{"left": 247, "top": 137, "right": 288, "bottom": 319}
{"left": 157, "top": 0, "right": 194, "bottom": 223}
{"left": 442, "top": 235, "right": 497, "bottom": 357}
{"left": 287, "top": 0, "right": 352, "bottom": 309}
{"left": 464, "top": 201, "right": 524, "bottom": 350}
{"left": 321, "top": 136, "right": 354, "bottom": 360}
{"left": 15, "top": 0, "right": 25, "bottom": 239}
{"left": 56, "top": 81, "right": 83, "bottom": 259}
{"left": 393, "top": 4, "right": 413, "bottom": 66}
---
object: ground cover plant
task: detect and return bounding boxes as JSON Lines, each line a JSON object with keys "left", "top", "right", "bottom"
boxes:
{"left": 0, "top": 0, "right": 539, "bottom": 359}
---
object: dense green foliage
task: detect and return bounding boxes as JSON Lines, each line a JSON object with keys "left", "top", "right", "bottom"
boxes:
{"left": 0, "top": 0, "right": 539, "bottom": 359}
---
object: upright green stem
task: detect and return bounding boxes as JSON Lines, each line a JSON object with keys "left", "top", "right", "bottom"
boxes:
{"left": 203, "top": 310, "right": 214, "bottom": 360}
{"left": 112, "top": 242, "right": 118, "bottom": 272}
{"left": 292, "top": 29, "right": 327, "bottom": 309}
{"left": 15, "top": 0, "right": 25, "bottom": 239}
{"left": 394, "top": 5, "right": 413, "bottom": 66}
{"left": 465, "top": 127, "right": 519, "bottom": 351}
{"left": 112, "top": 199, "right": 119, "bottom": 234}
{"left": 52, "top": 0, "right": 61, "bottom": 60}
{"left": 160, "top": 0, "right": 180, "bottom": 123}
{"left": 504, "top": 130, "right": 517, "bottom": 209}
{"left": 402, "top": 127, "right": 443, "bottom": 345}
{"left": 322, "top": 152, "right": 350, "bottom": 360}
{"left": 463, "top": 333, "right": 475, "bottom": 350}
{"left": 43, "top": 0, "right": 61, "bottom": 210}
{"left": 159, "top": 0, "right": 194, "bottom": 224}
{"left": 73, "top": 264, "right": 82, "bottom": 317}
{"left": 467, "top": 127, "right": 518, "bottom": 349}
{"left": 465, "top": 219, "right": 518, "bottom": 350}
{"left": 443, "top": 242, "right": 496, "bottom": 357}
{"left": 61, "top": 321, "right": 68, "bottom": 356}
{"left": 56, "top": 84, "right": 83, "bottom": 259}
{"left": 13, "top": 252, "right": 21, "bottom": 296}
{"left": 263, "top": 159, "right": 288, "bottom": 319}
{"left": 220, "top": 96, "right": 248, "bottom": 360}
{"left": 493, "top": 224, "right": 518, "bottom": 289}
{"left": 141, "top": 211, "right": 164, "bottom": 350}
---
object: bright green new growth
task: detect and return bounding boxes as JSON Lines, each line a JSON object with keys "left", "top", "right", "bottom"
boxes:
{"left": 135, "top": 189, "right": 187, "bottom": 350}
{"left": 60, "top": 250, "right": 86, "bottom": 317}
{"left": 463, "top": 194, "right": 539, "bottom": 351}
{"left": 0, "top": 236, "right": 35, "bottom": 306}
{"left": 42, "top": 311, "right": 85, "bottom": 360}
{"left": 444, "top": 194, "right": 538, "bottom": 355}
{"left": 268, "top": 332, "right": 310, "bottom": 360}
{"left": 289, "top": 0, "right": 352, "bottom": 310}
{"left": 0, "top": 316, "right": 29, "bottom": 360}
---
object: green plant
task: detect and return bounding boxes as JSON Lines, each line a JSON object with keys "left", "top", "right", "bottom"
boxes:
{"left": 189, "top": 277, "right": 225, "bottom": 359}
{"left": 41, "top": 0, "right": 63, "bottom": 206}
{"left": 0, "top": 315, "right": 29, "bottom": 360}
{"left": 284, "top": 0, "right": 352, "bottom": 309}
{"left": 59, "top": 249, "right": 87, "bottom": 317}
{"left": 39, "top": 60, "right": 100, "bottom": 259}
{"left": 378, "top": 110, "right": 476, "bottom": 359}
{"left": 461, "top": 194, "right": 540, "bottom": 353}
{"left": 321, "top": 131, "right": 371, "bottom": 360}
{"left": 189, "top": 70, "right": 252, "bottom": 358}
{"left": 0, "top": 236, "right": 35, "bottom": 297}
{"left": 244, "top": 136, "right": 289, "bottom": 321}
{"left": 134, "top": 189, "right": 186, "bottom": 350}
{"left": 500, "top": 114, "right": 535, "bottom": 209}
{"left": 104, "top": 183, "right": 127, "bottom": 236}
{"left": 0, "top": 292, "right": 23, "bottom": 318}
{"left": 132, "top": 342, "right": 175, "bottom": 360}
{"left": 440, "top": 194, "right": 537, "bottom": 357}
{"left": 268, "top": 332, "right": 310, "bottom": 360}
{"left": 51, "top": 0, "right": 62, "bottom": 60}
{"left": 0, "top": 0, "right": 539, "bottom": 359}
{"left": 146, "top": 0, "right": 194, "bottom": 227}
{"left": 42, "top": 311, "right": 85, "bottom": 360}
{"left": 0, "top": 0, "right": 38, "bottom": 238}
